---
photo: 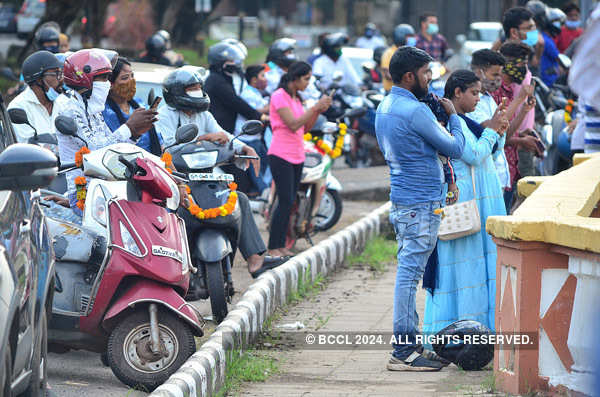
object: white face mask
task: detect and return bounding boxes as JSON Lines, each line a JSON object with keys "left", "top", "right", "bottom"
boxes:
{"left": 187, "top": 89, "right": 204, "bottom": 98}
{"left": 88, "top": 80, "right": 111, "bottom": 114}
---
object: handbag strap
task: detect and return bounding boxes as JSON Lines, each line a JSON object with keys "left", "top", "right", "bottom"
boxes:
{"left": 470, "top": 166, "right": 477, "bottom": 198}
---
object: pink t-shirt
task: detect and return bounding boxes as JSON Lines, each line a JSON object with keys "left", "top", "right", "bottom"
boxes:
{"left": 512, "top": 70, "right": 535, "bottom": 132}
{"left": 268, "top": 88, "right": 306, "bottom": 164}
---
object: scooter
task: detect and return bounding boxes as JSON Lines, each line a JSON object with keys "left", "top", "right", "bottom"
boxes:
{"left": 263, "top": 110, "right": 364, "bottom": 249}
{"left": 46, "top": 117, "right": 203, "bottom": 391}
{"left": 165, "top": 120, "right": 262, "bottom": 324}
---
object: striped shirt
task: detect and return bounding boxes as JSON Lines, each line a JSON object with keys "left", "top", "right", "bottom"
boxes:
{"left": 583, "top": 103, "right": 600, "bottom": 153}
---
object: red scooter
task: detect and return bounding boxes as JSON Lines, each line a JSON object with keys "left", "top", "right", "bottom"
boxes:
{"left": 47, "top": 119, "right": 203, "bottom": 391}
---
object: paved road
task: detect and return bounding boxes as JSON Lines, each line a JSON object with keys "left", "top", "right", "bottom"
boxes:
{"left": 47, "top": 197, "right": 386, "bottom": 396}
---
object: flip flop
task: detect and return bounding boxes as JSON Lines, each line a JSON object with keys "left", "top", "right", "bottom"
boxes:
{"left": 250, "top": 256, "right": 290, "bottom": 279}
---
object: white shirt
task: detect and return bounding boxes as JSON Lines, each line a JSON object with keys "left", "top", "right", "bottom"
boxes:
{"left": 571, "top": 100, "right": 586, "bottom": 150}
{"left": 154, "top": 106, "right": 245, "bottom": 152}
{"left": 312, "top": 54, "right": 362, "bottom": 89}
{"left": 8, "top": 86, "right": 59, "bottom": 143}
{"left": 467, "top": 92, "right": 511, "bottom": 190}
{"left": 355, "top": 35, "right": 386, "bottom": 50}
{"left": 54, "top": 90, "right": 133, "bottom": 196}
{"left": 234, "top": 85, "right": 267, "bottom": 142}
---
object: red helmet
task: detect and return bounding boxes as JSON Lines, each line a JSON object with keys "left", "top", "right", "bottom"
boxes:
{"left": 63, "top": 49, "right": 112, "bottom": 95}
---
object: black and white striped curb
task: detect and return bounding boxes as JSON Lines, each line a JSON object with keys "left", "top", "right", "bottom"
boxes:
{"left": 151, "top": 202, "right": 392, "bottom": 397}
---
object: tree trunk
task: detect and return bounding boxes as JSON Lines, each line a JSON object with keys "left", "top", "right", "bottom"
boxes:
{"left": 87, "top": 0, "right": 112, "bottom": 47}
{"left": 160, "top": 0, "right": 186, "bottom": 32}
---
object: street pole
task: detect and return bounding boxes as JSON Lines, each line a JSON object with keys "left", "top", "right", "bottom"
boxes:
{"left": 346, "top": 0, "right": 355, "bottom": 37}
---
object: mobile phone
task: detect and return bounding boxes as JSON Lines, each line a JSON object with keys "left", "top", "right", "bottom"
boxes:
{"left": 528, "top": 129, "right": 546, "bottom": 153}
{"left": 328, "top": 88, "right": 336, "bottom": 97}
{"left": 150, "top": 96, "right": 162, "bottom": 110}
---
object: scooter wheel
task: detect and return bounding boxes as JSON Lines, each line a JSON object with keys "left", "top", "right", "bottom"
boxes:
{"left": 106, "top": 308, "right": 196, "bottom": 391}
{"left": 206, "top": 260, "right": 228, "bottom": 323}
{"left": 314, "top": 189, "right": 343, "bottom": 232}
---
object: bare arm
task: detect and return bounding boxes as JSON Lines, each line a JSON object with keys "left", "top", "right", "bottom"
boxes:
{"left": 277, "top": 106, "right": 320, "bottom": 132}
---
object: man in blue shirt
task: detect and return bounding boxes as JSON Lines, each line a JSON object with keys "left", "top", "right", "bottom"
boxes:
{"left": 375, "top": 46, "right": 465, "bottom": 371}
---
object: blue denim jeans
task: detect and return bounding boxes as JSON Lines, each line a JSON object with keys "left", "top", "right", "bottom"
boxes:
{"left": 390, "top": 201, "right": 441, "bottom": 360}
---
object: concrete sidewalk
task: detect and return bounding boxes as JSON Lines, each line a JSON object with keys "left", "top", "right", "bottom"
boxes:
{"left": 239, "top": 261, "right": 494, "bottom": 397}
{"left": 333, "top": 165, "right": 390, "bottom": 202}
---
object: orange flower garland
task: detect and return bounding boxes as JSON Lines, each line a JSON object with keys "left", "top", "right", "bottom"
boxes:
{"left": 161, "top": 152, "right": 174, "bottom": 174}
{"left": 564, "top": 99, "right": 575, "bottom": 123}
{"left": 74, "top": 176, "right": 87, "bottom": 210}
{"left": 303, "top": 122, "right": 347, "bottom": 159}
{"left": 75, "top": 146, "right": 90, "bottom": 167}
{"left": 186, "top": 182, "right": 238, "bottom": 220}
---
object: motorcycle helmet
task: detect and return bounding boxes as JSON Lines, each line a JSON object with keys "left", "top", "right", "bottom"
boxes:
{"left": 207, "top": 42, "right": 245, "bottom": 72}
{"left": 63, "top": 49, "right": 112, "bottom": 96}
{"left": 321, "top": 32, "right": 349, "bottom": 60}
{"left": 163, "top": 66, "right": 210, "bottom": 112}
{"left": 393, "top": 24, "right": 416, "bottom": 46}
{"left": 432, "top": 320, "right": 494, "bottom": 371}
{"left": 220, "top": 38, "right": 248, "bottom": 58}
{"left": 526, "top": 0, "right": 548, "bottom": 29}
{"left": 22, "top": 50, "right": 63, "bottom": 84}
{"left": 557, "top": 129, "right": 572, "bottom": 161}
{"left": 373, "top": 46, "right": 386, "bottom": 65}
{"left": 364, "top": 22, "right": 377, "bottom": 38}
{"left": 156, "top": 29, "right": 172, "bottom": 49}
{"left": 266, "top": 38, "right": 297, "bottom": 68}
{"left": 547, "top": 8, "right": 567, "bottom": 36}
{"left": 35, "top": 25, "right": 60, "bottom": 53}
{"left": 146, "top": 34, "right": 167, "bottom": 58}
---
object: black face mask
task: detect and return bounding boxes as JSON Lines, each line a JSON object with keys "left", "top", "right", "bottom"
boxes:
{"left": 43, "top": 45, "right": 59, "bottom": 54}
{"left": 410, "top": 75, "right": 429, "bottom": 100}
{"left": 223, "top": 64, "right": 242, "bottom": 75}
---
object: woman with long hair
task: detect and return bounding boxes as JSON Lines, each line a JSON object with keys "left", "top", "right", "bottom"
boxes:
{"left": 267, "top": 61, "right": 331, "bottom": 256}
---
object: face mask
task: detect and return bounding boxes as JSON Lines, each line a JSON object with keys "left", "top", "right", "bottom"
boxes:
{"left": 365, "top": 29, "right": 374, "bottom": 38}
{"left": 522, "top": 29, "right": 539, "bottom": 47}
{"left": 410, "top": 74, "right": 428, "bottom": 99}
{"left": 256, "top": 79, "right": 267, "bottom": 91}
{"left": 40, "top": 79, "right": 61, "bottom": 102}
{"left": 187, "top": 89, "right": 204, "bottom": 98}
{"left": 552, "top": 21, "right": 562, "bottom": 30}
{"left": 111, "top": 78, "right": 136, "bottom": 101}
{"left": 406, "top": 36, "right": 417, "bottom": 47}
{"left": 43, "top": 45, "right": 59, "bottom": 54}
{"left": 88, "top": 80, "right": 111, "bottom": 114}
{"left": 223, "top": 64, "right": 242, "bottom": 76}
{"left": 426, "top": 23, "right": 439, "bottom": 35}
{"left": 504, "top": 59, "right": 527, "bottom": 84}
{"left": 335, "top": 48, "right": 342, "bottom": 57}
{"left": 565, "top": 20, "right": 581, "bottom": 29}
{"left": 476, "top": 70, "right": 501, "bottom": 93}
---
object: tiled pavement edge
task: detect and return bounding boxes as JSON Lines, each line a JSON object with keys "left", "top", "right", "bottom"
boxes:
{"left": 150, "top": 201, "right": 392, "bottom": 397}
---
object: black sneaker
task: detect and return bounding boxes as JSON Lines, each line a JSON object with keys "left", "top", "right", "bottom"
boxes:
{"left": 386, "top": 351, "right": 444, "bottom": 372}
{"left": 422, "top": 349, "right": 451, "bottom": 367}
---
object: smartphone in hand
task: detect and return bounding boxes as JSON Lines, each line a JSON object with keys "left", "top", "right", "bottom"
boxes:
{"left": 528, "top": 129, "right": 546, "bottom": 154}
{"left": 150, "top": 96, "right": 162, "bottom": 111}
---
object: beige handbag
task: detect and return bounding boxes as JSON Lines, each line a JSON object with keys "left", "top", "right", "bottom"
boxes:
{"left": 437, "top": 166, "right": 481, "bottom": 241}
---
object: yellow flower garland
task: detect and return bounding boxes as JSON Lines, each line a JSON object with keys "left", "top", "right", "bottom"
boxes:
{"left": 564, "top": 99, "right": 575, "bottom": 123}
{"left": 303, "top": 122, "right": 347, "bottom": 159}
{"left": 185, "top": 183, "right": 238, "bottom": 220}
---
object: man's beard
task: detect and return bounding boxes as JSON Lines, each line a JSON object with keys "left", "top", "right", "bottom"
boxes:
{"left": 410, "top": 79, "right": 429, "bottom": 99}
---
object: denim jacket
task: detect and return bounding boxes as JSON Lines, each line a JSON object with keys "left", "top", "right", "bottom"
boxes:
{"left": 375, "top": 86, "right": 465, "bottom": 205}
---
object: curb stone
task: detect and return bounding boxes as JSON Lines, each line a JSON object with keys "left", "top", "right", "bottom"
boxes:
{"left": 151, "top": 202, "right": 392, "bottom": 397}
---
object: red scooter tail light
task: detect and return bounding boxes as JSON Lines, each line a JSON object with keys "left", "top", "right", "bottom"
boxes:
{"left": 133, "top": 158, "right": 173, "bottom": 202}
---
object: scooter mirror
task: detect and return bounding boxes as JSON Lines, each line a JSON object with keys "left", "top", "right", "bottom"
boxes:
{"left": 8, "top": 108, "right": 29, "bottom": 125}
{"left": 55, "top": 116, "right": 78, "bottom": 137}
{"left": 558, "top": 53, "right": 571, "bottom": 69}
{"left": 241, "top": 120, "right": 263, "bottom": 136}
{"left": 175, "top": 123, "right": 198, "bottom": 144}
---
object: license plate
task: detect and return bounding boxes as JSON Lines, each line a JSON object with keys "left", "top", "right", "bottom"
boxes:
{"left": 188, "top": 173, "right": 234, "bottom": 182}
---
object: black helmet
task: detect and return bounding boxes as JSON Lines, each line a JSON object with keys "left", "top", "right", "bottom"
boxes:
{"left": 432, "top": 320, "right": 494, "bottom": 371}
{"left": 547, "top": 8, "right": 566, "bottom": 36}
{"left": 393, "top": 24, "right": 416, "bottom": 46}
{"left": 35, "top": 26, "right": 60, "bottom": 53}
{"left": 163, "top": 66, "right": 210, "bottom": 112}
{"left": 220, "top": 38, "right": 248, "bottom": 58}
{"left": 266, "top": 38, "right": 297, "bottom": 68}
{"left": 321, "top": 33, "right": 349, "bottom": 59}
{"left": 22, "top": 50, "right": 63, "bottom": 84}
{"left": 207, "top": 42, "right": 245, "bottom": 70}
{"left": 373, "top": 46, "right": 386, "bottom": 65}
{"left": 526, "top": 1, "right": 548, "bottom": 28}
{"left": 146, "top": 34, "right": 167, "bottom": 57}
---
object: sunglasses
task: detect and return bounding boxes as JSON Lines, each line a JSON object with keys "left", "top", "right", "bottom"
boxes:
{"left": 43, "top": 70, "right": 64, "bottom": 80}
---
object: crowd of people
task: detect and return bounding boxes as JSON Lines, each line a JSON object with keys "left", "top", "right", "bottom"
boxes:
{"left": 374, "top": 1, "right": 597, "bottom": 372}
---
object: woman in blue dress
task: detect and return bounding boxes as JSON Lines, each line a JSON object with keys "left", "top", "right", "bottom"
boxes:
{"left": 423, "top": 70, "right": 508, "bottom": 335}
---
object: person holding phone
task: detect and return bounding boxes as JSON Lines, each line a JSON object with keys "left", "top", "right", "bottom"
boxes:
{"left": 267, "top": 61, "right": 332, "bottom": 257}
{"left": 103, "top": 56, "right": 164, "bottom": 156}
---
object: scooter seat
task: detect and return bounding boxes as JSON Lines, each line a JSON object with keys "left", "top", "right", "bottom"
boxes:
{"left": 46, "top": 217, "right": 107, "bottom": 267}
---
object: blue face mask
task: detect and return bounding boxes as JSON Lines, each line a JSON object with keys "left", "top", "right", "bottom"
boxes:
{"left": 522, "top": 29, "right": 539, "bottom": 47}
{"left": 406, "top": 36, "right": 417, "bottom": 47}
{"left": 365, "top": 29, "right": 374, "bottom": 38}
{"left": 552, "top": 21, "right": 562, "bottom": 30}
{"left": 426, "top": 23, "right": 439, "bottom": 35}
{"left": 565, "top": 20, "right": 581, "bottom": 29}
{"left": 45, "top": 86, "right": 60, "bottom": 102}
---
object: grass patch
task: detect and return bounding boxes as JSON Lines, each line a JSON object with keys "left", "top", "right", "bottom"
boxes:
{"left": 347, "top": 236, "right": 397, "bottom": 272}
{"left": 481, "top": 372, "right": 496, "bottom": 393}
{"left": 287, "top": 265, "right": 326, "bottom": 305}
{"left": 216, "top": 349, "right": 279, "bottom": 397}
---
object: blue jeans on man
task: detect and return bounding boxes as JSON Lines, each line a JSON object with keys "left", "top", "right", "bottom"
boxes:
{"left": 390, "top": 201, "right": 442, "bottom": 360}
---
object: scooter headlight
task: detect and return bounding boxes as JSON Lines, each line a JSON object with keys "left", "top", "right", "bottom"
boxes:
{"left": 90, "top": 184, "right": 108, "bottom": 226}
{"left": 182, "top": 151, "right": 218, "bottom": 169}
{"left": 119, "top": 220, "right": 142, "bottom": 256}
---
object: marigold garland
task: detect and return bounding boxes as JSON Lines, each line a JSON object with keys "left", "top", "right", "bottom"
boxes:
{"left": 161, "top": 152, "right": 173, "bottom": 174}
{"left": 303, "top": 122, "right": 347, "bottom": 159}
{"left": 564, "top": 99, "right": 575, "bottom": 123}
{"left": 75, "top": 146, "right": 90, "bottom": 167}
{"left": 74, "top": 176, "right": 87, "bottom": 210}
{"left": 186, "top": 182, "right": 238, "bottom": 220}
